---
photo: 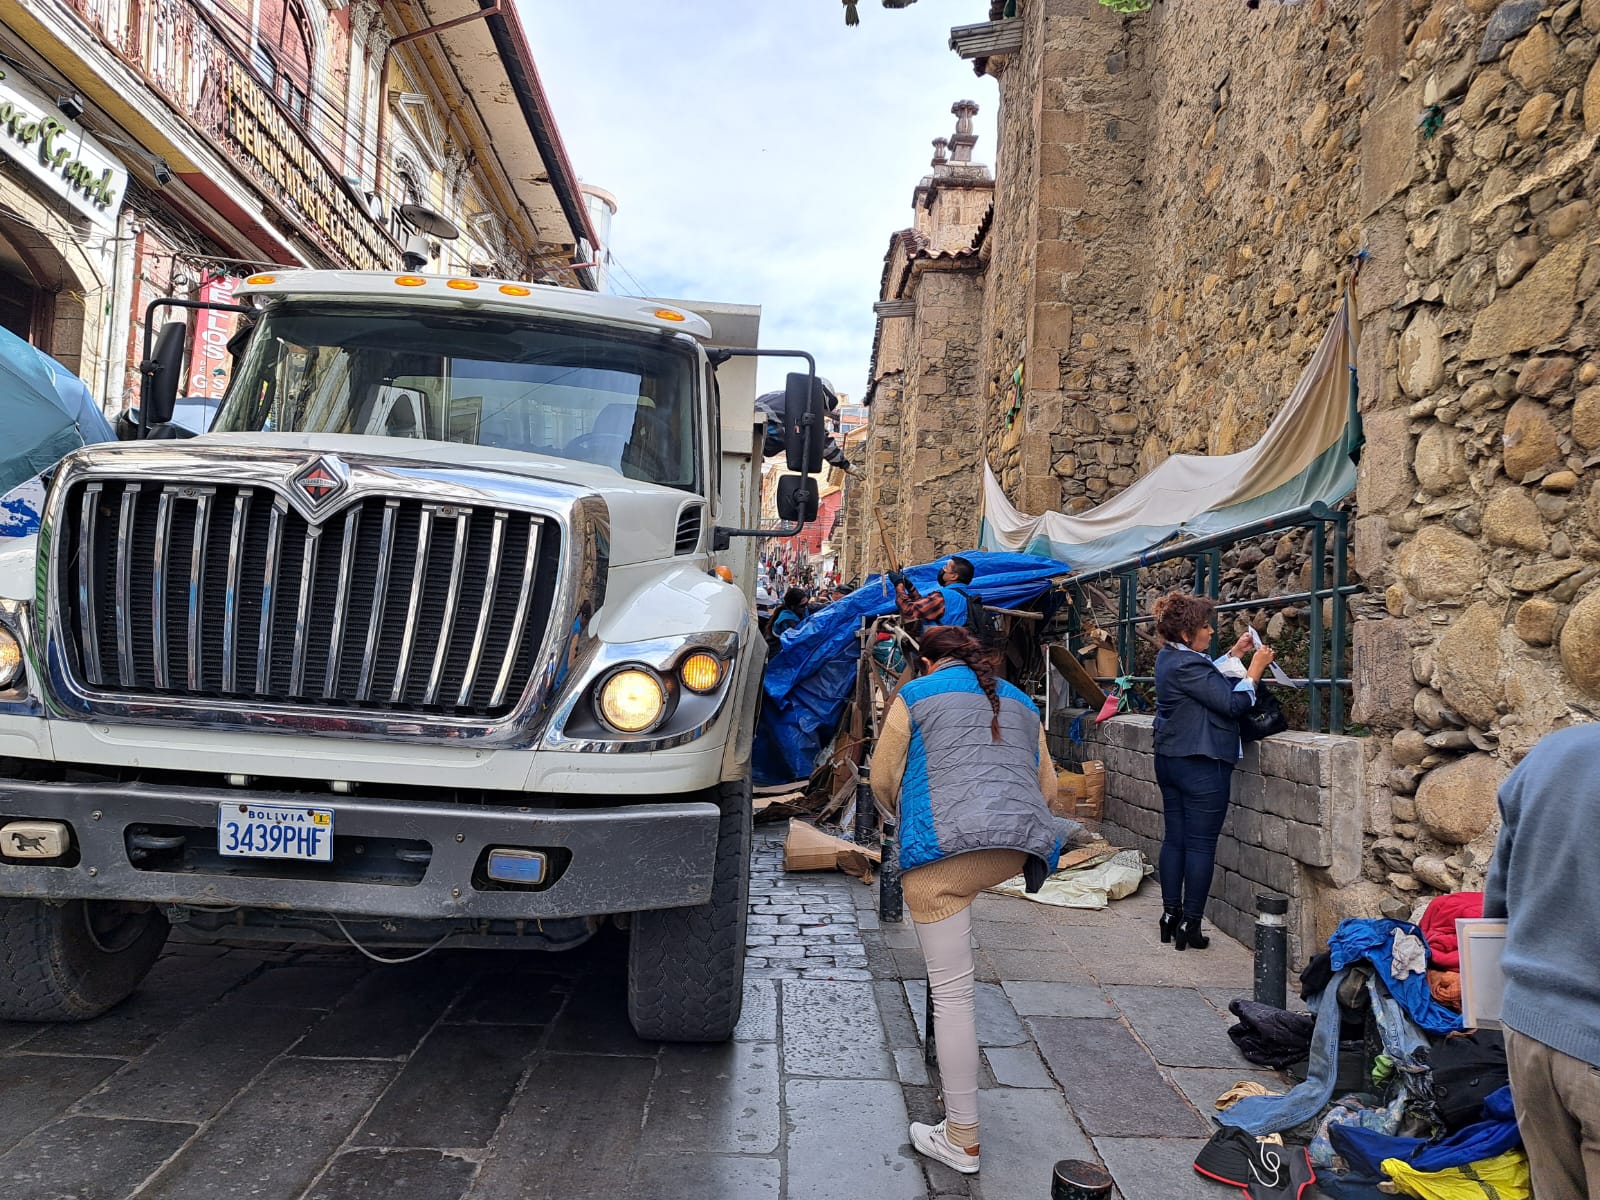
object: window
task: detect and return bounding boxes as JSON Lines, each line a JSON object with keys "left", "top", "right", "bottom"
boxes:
{"left": 254, "top": 0, "right": 312, "bottom": 122}
{"left": 215, "top": 305, "right": 704, "bottom": 493}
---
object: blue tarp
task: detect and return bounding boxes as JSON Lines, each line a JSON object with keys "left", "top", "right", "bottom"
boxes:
{"left": 0, "top": 324, "right": 115, "bottom": 538}
{"left": 752, "top": 550, "right": 1071, "bottom": 786}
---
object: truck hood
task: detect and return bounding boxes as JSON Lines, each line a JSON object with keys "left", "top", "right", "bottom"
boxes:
{"left": 81, "top": 433, "right": 705, "bottom": 568}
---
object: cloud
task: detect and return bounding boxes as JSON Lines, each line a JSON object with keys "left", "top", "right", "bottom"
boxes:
{"left": 526, "top": 0, "right": 998, "bottom": 402}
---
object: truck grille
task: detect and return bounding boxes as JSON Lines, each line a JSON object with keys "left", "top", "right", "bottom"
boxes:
{"left": 53, "top": 480, "right": 560, "bottom": 718}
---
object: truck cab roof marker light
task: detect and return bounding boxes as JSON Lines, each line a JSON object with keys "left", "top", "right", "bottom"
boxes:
{"left": 245, "top": 274, "right": 276, "bottom": 286}
{"left": 499, "top": 284, "right": 532, "bottom": 296}
{"left": 653, "top": 309, "right": 686, "bottom": 322}
{"left": 446, "top": 279, "right": 479, "bottom": 291}
{"left": 394, "top": 276, "right": 427, "bottom": 287}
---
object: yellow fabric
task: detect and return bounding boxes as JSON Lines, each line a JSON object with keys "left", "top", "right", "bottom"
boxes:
{"left": 1381, "top": 1150, "right": 1532, "bottom": 1200}
{"left": 1214, "top": 1081, "right": 1279, "bottom": 1110}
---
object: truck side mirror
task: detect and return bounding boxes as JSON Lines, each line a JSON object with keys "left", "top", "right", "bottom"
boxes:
{"left": 782, "top": 371, "right": 825, "bottom": 473}
{"left": 141, "top": 321, "right": 186, "bottom": 434}
{"left": 776, "top": 474, "right": 818, "bottom": 522}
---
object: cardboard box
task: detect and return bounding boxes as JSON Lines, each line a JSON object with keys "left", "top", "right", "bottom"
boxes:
{"left": 782, "top": 819, "right": 881, "bottom": 878}
{"left": 1055, "top": 760, "right": 1106, "bottom": 821}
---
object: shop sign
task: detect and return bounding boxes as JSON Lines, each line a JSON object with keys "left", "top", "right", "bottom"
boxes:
{"left": 218, "top": 62, "right": 395, "bottom": 271}
{"left": 187, "top": 274, "right": 240, "bottom": 401}
{"left": 0, "top": 67, "right": 126, "bottom": 232}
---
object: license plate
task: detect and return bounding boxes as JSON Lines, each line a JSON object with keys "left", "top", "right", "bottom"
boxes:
{"left": 218, "top": 803, "right": 334, "bottom": 862}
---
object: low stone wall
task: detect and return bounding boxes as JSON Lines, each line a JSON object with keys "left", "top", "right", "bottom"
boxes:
{"left": 1065, "top": 715, "right": 1364, "bottom": 967}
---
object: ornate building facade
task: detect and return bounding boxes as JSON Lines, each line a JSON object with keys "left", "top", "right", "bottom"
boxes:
{"left": 0, "top": 0, "right": 596, "bottom": 412}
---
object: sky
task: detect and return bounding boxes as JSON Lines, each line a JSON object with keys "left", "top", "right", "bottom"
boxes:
{"left": 528, "top": 0, "right": 999, "bottom": 404}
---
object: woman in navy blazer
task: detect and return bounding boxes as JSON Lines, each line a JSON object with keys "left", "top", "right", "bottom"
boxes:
{"left": 1150, "top": 592, "right": 1275, "bottom": 951}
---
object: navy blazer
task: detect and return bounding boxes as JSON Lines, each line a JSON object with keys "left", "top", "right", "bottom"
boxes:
{"left": 1152, "top": 644, "right": 1255, "bottom": 762}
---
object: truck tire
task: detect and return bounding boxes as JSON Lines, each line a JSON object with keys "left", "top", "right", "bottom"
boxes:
{"left": 0, "top": 899, "right": 169, "bottom": 1021}
{"left": 627, "top": 777, "right": 750, "bottom": 1042}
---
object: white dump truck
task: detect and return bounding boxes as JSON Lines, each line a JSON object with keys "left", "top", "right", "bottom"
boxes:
{"left": 0, "top": 271, "right": 827, "bottom": 1040}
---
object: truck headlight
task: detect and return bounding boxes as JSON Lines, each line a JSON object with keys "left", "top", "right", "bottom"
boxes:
{"left": 597, "top": 668, "right": 667, "bottom": 733}
{"left": 0, "top": 627, "right": 21, "bottom": 690}
{"left": 678, "top": 652, "right": 723, "bottom": 694}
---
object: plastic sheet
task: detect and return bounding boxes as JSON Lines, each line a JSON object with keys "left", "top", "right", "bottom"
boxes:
{"left": 752, "top": 550, "right": 1070, "bottom": 786}
{"left": 0, "top": 324, "right": 115, "bottom": 537}
{"left": 985, "top": 848, "right": 1150, "bottom": 909}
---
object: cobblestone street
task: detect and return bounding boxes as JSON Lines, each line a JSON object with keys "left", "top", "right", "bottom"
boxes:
{"left": 0, "top": 829, "right": 1273, "bottom": 1199}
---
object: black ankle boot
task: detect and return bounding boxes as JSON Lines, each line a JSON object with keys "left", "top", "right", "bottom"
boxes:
{"left": 1174, "top": 916, "right": 1210, "bottom": 952}
{"left": 1159, "top": 907, "right": 1182, "bottom": 944}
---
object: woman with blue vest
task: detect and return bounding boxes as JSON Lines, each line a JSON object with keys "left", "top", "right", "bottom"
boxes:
{"left": 872, "top": 625, "right": 1084, "bottom": 1175}
{"left": 1151, "top": 591, "right": 1275, "bottom": 952}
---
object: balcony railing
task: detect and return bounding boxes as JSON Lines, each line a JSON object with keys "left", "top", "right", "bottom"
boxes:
{"left": 62, "top": 0, "right": 398, "bottom": 270}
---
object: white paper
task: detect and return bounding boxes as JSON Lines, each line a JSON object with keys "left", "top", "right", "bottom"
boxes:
{"left": 1457, "top": 917, "right": 1508, "bottom": 1029}
{"left": 1248, "top": 625, "right": 1303, "bottom": 688}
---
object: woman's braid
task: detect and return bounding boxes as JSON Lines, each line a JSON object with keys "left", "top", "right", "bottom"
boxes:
{"left": 919, "top": 625, "right": 1002, "bottom": 742}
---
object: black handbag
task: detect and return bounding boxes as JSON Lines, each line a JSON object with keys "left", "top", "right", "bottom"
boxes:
{"left": 1239, "top": 685, "right": 1288, "bottom": 741}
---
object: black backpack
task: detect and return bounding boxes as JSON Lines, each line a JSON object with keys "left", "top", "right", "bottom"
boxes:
{"left": 957, "top": 587, "right": 1000, "bottom": 647}
{"left": 1430, "top": 1029, "right": 1508, "bottom": 1131}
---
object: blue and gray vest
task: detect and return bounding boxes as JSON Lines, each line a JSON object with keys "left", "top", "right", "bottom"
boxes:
{"left": 895, "top": 664, "right": 1062, "bottom": 874}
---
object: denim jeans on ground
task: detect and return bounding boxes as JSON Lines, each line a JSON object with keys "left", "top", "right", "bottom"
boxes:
{"left": 1155, "top": 752, "right": 1233, "bottom": 919}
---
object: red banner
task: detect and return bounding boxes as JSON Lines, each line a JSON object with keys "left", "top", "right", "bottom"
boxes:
{"left": 187, "top": 274, "right": 239, "bottom": 401}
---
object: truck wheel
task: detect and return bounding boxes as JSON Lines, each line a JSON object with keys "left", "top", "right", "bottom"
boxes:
{"left": 627, "top": 777, "right": 750, "bottom": 1041}
{"left": 0, "top": 899, "right": 169, "bottom": 1021}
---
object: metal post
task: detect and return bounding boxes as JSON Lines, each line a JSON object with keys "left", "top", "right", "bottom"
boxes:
{"left": 1330, "top": 513, "right": 1349, "bottom": 734}
{"left": 878, "top": 817, "right": 902, "bottom": 924}
{"left": 1254, "top": 892, "right": 1289, "bottom": 1010}
{"left": 854, "top": 771, "right": 875, "bottom": 849}
{"left": 1117, "top": 572, "right": 1135, "bottom": 675}
{"left": 1308, "top": 522, "right": 1326, "bottom": 732}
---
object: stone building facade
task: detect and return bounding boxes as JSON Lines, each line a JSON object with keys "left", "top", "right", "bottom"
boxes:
{"left": 844, "top": 103, "right": 994, "bottom": 576}
{"left": 850, "top": 0, "right": 1600, "bottom": 927}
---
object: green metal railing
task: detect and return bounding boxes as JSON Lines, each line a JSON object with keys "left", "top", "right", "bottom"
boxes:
{"left": 1063, "top": 501, "right": 1358, "bottom": 733}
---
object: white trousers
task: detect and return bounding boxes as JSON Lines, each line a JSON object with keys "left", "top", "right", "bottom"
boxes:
{"left": 913, "top": 905, "right": 979, "bottom": 1126}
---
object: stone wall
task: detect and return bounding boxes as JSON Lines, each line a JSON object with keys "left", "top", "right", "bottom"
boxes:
{"left": 1134, "top": 1, "right": 1364, "bottom": 466}
{"left": 1074, "top": 715, "right": 1365, "bottom": 966}
{"left": 981, "top": 0, "right": 1154, "bottom": 516}
{"left": 898, "top": 269, "right": 988, "bottom": 564}
{"left": 1340, "top": 0, "right": 1600, "bottom": 914}
{"left": 853, "top": 0, "right": 1600, "bottom": 924}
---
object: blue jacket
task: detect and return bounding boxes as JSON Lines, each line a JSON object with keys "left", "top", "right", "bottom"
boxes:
{"left": 934, "top": 585, "right": 970, "bottom": 630}
{"left": 1152, "top": 643, "right": 1255, "bottom": 762}
{"left": 894, "top": 665, "right": 1061, "bottom": 874}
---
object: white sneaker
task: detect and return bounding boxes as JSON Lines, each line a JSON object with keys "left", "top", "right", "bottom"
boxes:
{"left": 909, "top": 1119, "right": 980, "bottom": 1174}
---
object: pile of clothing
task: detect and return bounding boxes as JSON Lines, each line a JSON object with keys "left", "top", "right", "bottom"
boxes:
{"left": 1199, "top": 895, "right": 1529, "bottom": 1200}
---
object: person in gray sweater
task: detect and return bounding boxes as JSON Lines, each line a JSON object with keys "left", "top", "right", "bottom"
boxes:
{"left": 1484, "top": 722, "right": 1600, "bottom": 1199}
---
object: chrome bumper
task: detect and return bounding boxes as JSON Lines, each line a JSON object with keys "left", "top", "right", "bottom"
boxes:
{"left": 0, "top": 777, "right": 719, "bottom": 919}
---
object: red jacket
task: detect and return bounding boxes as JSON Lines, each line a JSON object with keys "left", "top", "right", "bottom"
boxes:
{"left": 1420, "top": 891, "right": 1484, "bottom": 969}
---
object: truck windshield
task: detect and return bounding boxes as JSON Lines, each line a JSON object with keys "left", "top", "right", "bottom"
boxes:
{"left": 213, "top": 304, "right": 701, "bottom": 491}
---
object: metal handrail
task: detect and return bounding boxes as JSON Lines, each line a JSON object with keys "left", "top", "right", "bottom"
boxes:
{"left": 1063, "top": 501, "right": 1356, "bottom": 733}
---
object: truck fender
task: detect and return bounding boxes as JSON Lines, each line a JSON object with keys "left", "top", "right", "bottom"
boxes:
{"left": 719, "top": 635, "right": 767, "bottom": 782}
